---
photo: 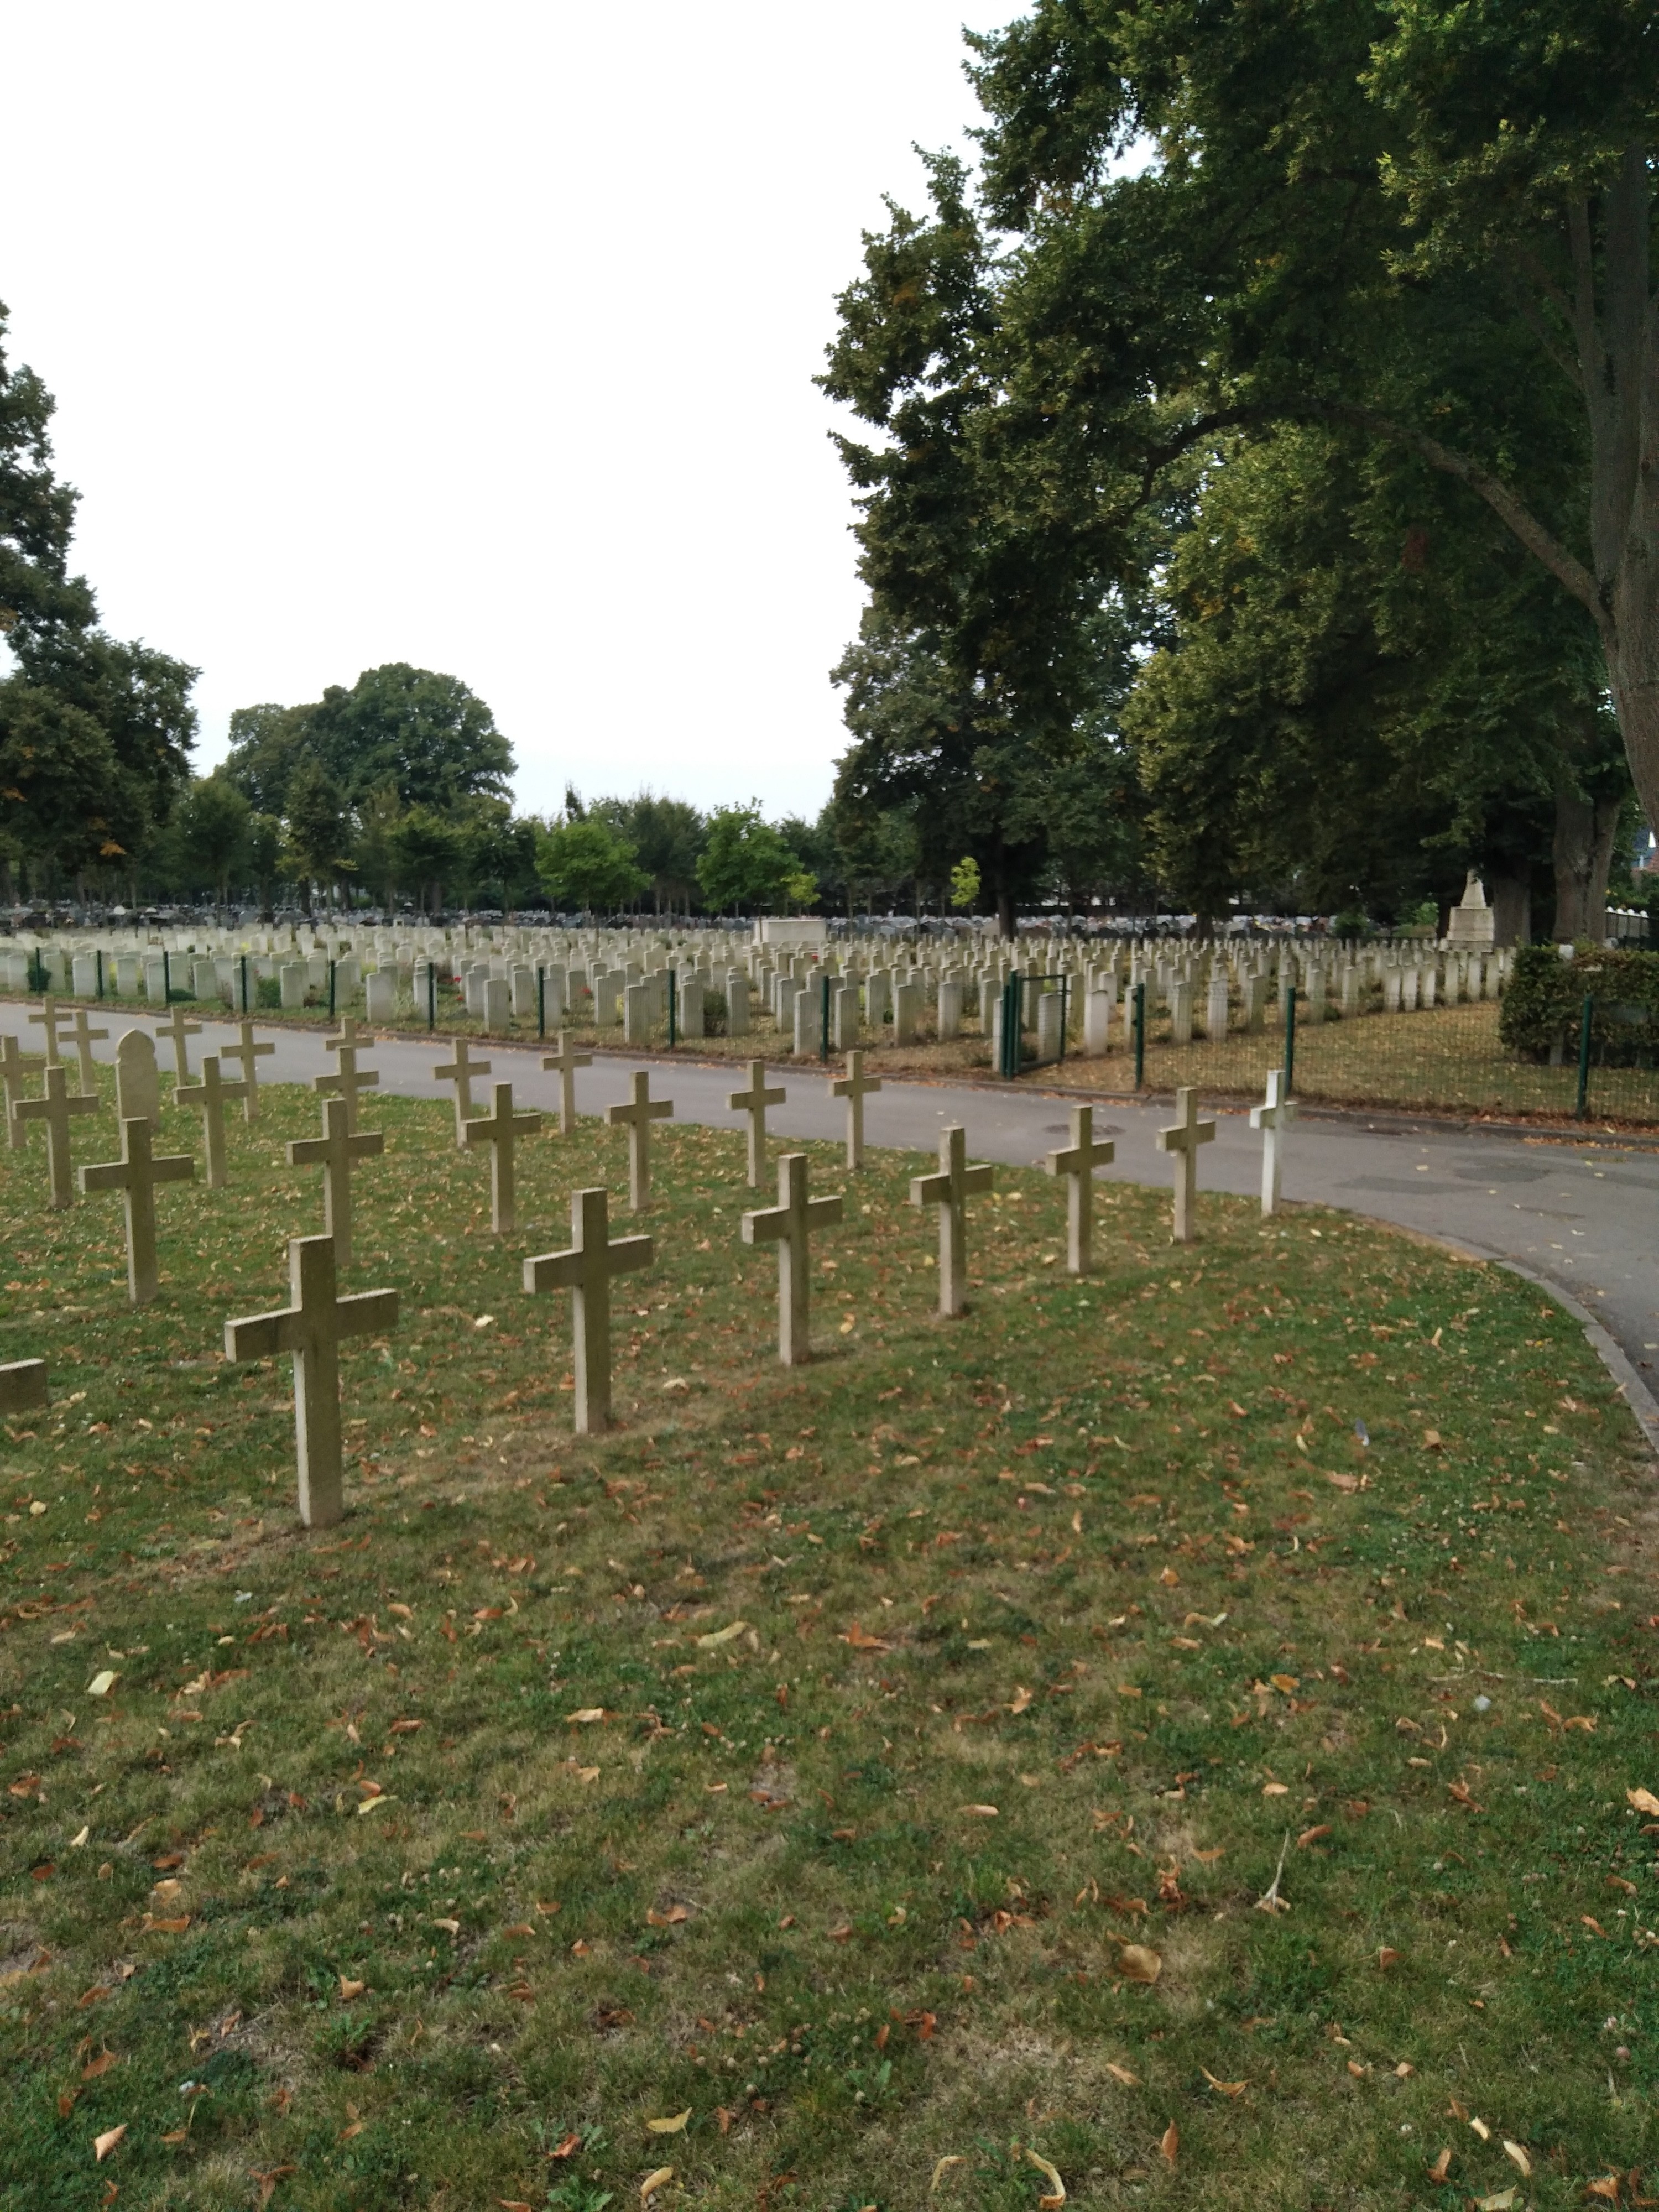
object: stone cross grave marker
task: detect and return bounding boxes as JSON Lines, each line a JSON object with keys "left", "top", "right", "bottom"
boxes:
{"left": 1249, "top": 1067, "right": 1297, "bottom": 1217}
{"left": 316, "top": 1035, "right": 379, "bottom": 1136}
{"left": 289, "top": 1096, "right": 384, "bottom": 1269}
{"left": 1044, "top": 1103, "right": 1116, "bottom": 1275}
{"left": 80, "top": 1115, "right": 195, "bottom": 1304}
{"left": 435, "top": 1037, "right": 491, "bottom": 1149}
{"left": 910, "top": 1124, "right": 993, "bottom": 1318}
{"left": 15, "top": 1062, "right": 100, "bottom": 1208}
{"left": 523, "top": 1186, "right": 652, "bottom": 1434}
{"left": 606, "top": 1069, "right": 674, "bottom": 1211}
{"left": 174, "top": 1055, "right": 249, "bottom": 1190}
{"left": 28, "top": 995, "right": 67, "bottom": 1067}
{"left": 830, "top": 1048, "right": 882, "bottom": 1170}
{"left": 1155, "top": 1084, "right": 1216, "bottom": 1244}
{"left": 728, "top": 1058, "right": 785, "bottom": 1188}
{"left": 465, "top": 1080, "right": 542, "bottom": 1234}
{"left": 155, "top": 1003, "right": 202, "bottom": 1082}
{"left": 225, "top": 1235, "right": 399, "bottom": 1528}
{"left": 115, "top": 1030, "right": 160, "bottom": 1129}
{"left": 0, "top": 1358, "right": 48, "bottom": 1413}
{"left": 0, "top": 1035, "right": 43, "bottom": 1152}
{"left": 68, "top": 1006, "right": 107, "bottom": 1096}
{"left": 540, "top": 1031, "right": 592, "bottom": 1135}
{"left": 742, "top": 1151, "right": 843, "bottom": 1366}
{"left": 222, "top": 1019, "right": 275, "bottom": 1123}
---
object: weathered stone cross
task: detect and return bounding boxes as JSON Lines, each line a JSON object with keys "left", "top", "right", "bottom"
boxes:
{"left": 0, "top": 1358, "right": 48, "bottom": 1413}
{"left": 80, "top": 1115, "right": 196, "bottom": 1304}
{"left": 224, "top": 1234, "right": 399, "bottom": 1528}
{"left": 742, "top": 1151, "right": 843, "bottom": 1366}
{"left": 727, "top": 1057, "right": 785, "bottom": 1187}
{"left": 15, "top": 1063, "right": 100, "bottom": 1208}
{"left": 315, "top": 1035, "right": 379, "bottom": 1135}
{"left": 465, "top": 1081, "right": 542, "bottom": 1234}
{"left": 606, "top": 1070, "right": 674, "bottom": 1211}
{"left": 68, "top": 1007, "right": 108, "bottom": 1096}
{"left": 1044, "top": 1102, "right": 1116, "bottom": 1275}
{"left": 1155, "top": 1084, "right": 1216, "bottom": 1244}
{"left": 155, "top": 1003, "right": 202, "bottom": 1082}
{"left": 0, "top": 1035, "right": 43, "bottom": 1152}
{"left": 540, "top": 1031, "right": 592, "bottom": 1135}
{"left": 1249, "top": 1067, "right": 1297, "bottom": 1217}
{"left": 910, "top": 1124, "right": 993, "bottom": 1318}
{"left": 288, "top": 1096, "right": 384, "bottom": 1269}
{"left": 435, "top": 1037, "right": 491, "bottom": 1149}
{"left": 222, "top": 1018, "right": 276, "bottom": 1123}
{"left": 175, "top": 1054, "right": 249, "bottom": 1190}
{"left": 830, "top": 1047, "right": 882, "bottom": 1170}
{"left": 523, "top": 1186, "right": 653, "bottom": 1434}
{"left": 28, "top": 995, "right": 67, "bottom": 1067}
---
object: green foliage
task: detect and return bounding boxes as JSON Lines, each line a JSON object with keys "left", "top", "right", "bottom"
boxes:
{"left": 535, "top": 815, "right": 649, "bottom": 912}
{"left": 948, "top": 856, "right": 980, "bottom": 909}
{"left": 1499, "top": 942, "right": 1659, "bottom": 1062}
{"left": 588, "top": 792, "right": 706, "bottom": 913}
{"left": 174, "top": 773, "right": 252, "bottom": 900}
{"left": 302, "top": 662, "right": 514, "bottom": 813}
{"left": 694, "top": 805, "right": 810, "bottom": 915}
{"left": 279, "top": 756, "right": 353, "bottom": 910}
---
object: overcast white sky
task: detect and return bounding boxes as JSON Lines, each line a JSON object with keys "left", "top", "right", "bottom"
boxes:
{"left": 0, "top": 1, "right": 1018, "bottom": 823}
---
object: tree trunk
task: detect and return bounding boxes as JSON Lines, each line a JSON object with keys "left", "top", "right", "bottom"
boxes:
{"left": 1552, "top": 784, "right": 1624, "bottom": 942}
{"left": 1488, "top": 869, "right": 1531, "bottom": 949}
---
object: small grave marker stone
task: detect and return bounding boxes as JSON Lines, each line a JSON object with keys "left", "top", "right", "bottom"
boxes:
{"left": 464, "top": 1080, "right": 542, "bottom": 1234}
{"left": 1155, "top": 1084, "right": 1216, "bottom": 1244}
{"left": 288, "top": 1097, "right": 384, "bottom": 1268}
{"left": 742, "top": 1151, "right": 843, "bottom": 1366}
{"left": 1044, "top": 1103, "right": 1115, "bottom": 1275}
{"left": 910, "top": 1124, "right": 992, "bottom": 1317}
{"left": 175, "top": 1055, "right": 249, "bottom": 1190}
{"left": 523, "top": 1187, "right": 651, "bottom": 1434}
{"left": 728, "top": 1058, "right": 785, "bottom": 1187}
{"left": 80, "top": 1116, "right": 195, "bottom": 1303}
{"left": 14, "top": 1062, "right": 100, "bottom": 1207}
{"left": 606, "top": 1070, "right": 673, "bottom": 1212}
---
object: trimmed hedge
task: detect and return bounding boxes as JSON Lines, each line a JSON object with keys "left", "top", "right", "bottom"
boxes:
{"left": 1500, "top": 942, "right": 1659, "bottom": 1062}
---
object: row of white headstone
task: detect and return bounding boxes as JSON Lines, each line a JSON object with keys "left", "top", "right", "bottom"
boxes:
{"left": 0, "top": 1008, "right": 1296, "bottom": 1529}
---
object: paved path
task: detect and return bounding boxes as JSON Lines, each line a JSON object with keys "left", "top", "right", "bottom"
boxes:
{"left": 70, "top": 1016, "right": 1659, "bottom": 1387}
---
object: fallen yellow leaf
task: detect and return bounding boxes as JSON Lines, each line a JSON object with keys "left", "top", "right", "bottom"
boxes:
{"left": 338, "top": 1976, "right": 365, "bottom": 2000}
{"left": 646, "top": 2110, "right": 691, "bottom": 2135}
{"left": 1627, "top": 1786, "right": 1659, "bottom": 1815}
{"left": 356, "top": 1794, "right": 395, "bottom": 1815}
{"left": 1501, "top": 2142, "right": 1531, "bottom": 2178}
{"left": 93, "top": 2124, "right": 126, "bottom": 2162}
{"left": 696, "top": 1621, "right": 748, "bottom": 1649}
{"left": 1202, "top": 2068, "right": 1246, "bottom": 2098}
{"left": 959, "top": 1803, "right": 999, "bottom": 1817}
{"left": 1009, "top": 1686, "right": 1034, "bottom": 1715}
{"left": 1118, "top": 1944, "right": 1162, "bottom": 1985}
{"left": 640, "top": 2166, "right": 674, "bottom": 2201}
{"left": 1104, "top": 2062, "right": 1140, "bottom": 2086}
{"left": 930, "top": 2154, "right": 966, "bottom": 2192}
{"left": 1159, "top": 2121, "right": 1179, "bottom": 2167}
{"left": 1427, "top": 2147, "right": 1452, "bottom": 2183}
{"left": 87, "top": 1672, "right": 118, "bottom": 1699}
{"left": 430, "top": 1918, "right": 460, "bottom": 1935}
{"left": 567, "top": 1708, "right": 607, "bottom": 1725}
{"left": 1025, "top": 2147, "right": 1065, "bottom": 2207}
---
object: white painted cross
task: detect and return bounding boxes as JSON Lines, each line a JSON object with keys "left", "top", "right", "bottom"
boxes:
{"left": 1155, "top": 1083, "right": 1216, "bottom": 1244}
{"left": 522, "top": 1186, "right": 652, "bottom": 1434}
{"left": 0, "top": 1358, "right": 48, "bottom": 1413}
{"left": 742, "top": 1151, "right": 843, "bottom": 1366}
{"left": 1044, "top": 1102, "right": 1116, "bottom": 1275}
{"left": 1249, "top": 1067, "right": 1297, "bottom": 1217}
{"left": 465, "top": 1080, "right": 543, "bottom": 1234}
{"left": 28, "top": 995, "right": 67, "bottom": 1067}
{"left": 910, "top": 1124, "right": 993, "bottom": 1318}
{"left": 67, "top": 1006, "right": 108, "bottom": 1097}
{"left": 0, "top": 1035, "right": 43, "bottom": 1152}
{"left": 728, "top": 1057, "right": 785, "bottom": 1188}
{"left": 224, "top": 1234, "right": 399, "bottom": 1528}
{"left": 288, "top": 1097, "right": 384, "bottom": 1269}
{"left": 175, "top": 1054, "right": 249, "bottom": 1190}
{"left": 222, "top": 1019, "right": 276, "bottom": 1123}
{"left": 155, "top": 1003, "right": 202, "bottom": 1082}
{"left": 80, "top": 1115, "right": 195, "bottom": 1304}
{"left": 315, "top": 1040, "right": 379, "bottom": 1136}
{"left": 14, "top": 1063, "right": 100, "bottom": 1208}
{"left": 606, "top": 1069, "right": 674, "bottom": 1211}
{"left": 435, "top": 1037, "right": 491, "bottom": 1149}
{"left": 541, "top": 1030, "right": 592, "bottom": 1135}
{"left": 830, "top": 1047, "right": 882, "bottom": 1170}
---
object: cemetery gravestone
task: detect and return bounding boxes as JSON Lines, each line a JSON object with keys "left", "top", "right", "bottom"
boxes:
{"left": 522, "top": 1186, "right": 652, "bottom": 1435}
{"left": 155, "top": 1004, "right": 202, "bottom": 1082}
{"left": 910, "top": 1124, "right": 993, "bottom": 1318}
{"left": 224, "top": 1235, "right": 399, "bottom": 1529}
{"left": 606, "top": 1070, "right": 674, "bottom": 1211}
{"left": 728, "top": 1059, "right": 786, "bottom": 1188}
{"left": 435, "top": 1038, "right": 492, "bottom": 1148}
{"left": 289, "top": 1097, "right": 385, "bottom": 1269}
{"left": 1155, "top": 1085, "right": 1217, "bottom": 1244}
{"left": 68, "top": 1007, "right": 107, "bottom": 1096}
{"left": 464, "top": 1080, "right": 542, "bottom": 1235}
{"left": 80, "top": 1116, "right": 195, "bottom": 1304}
{"left": 0, "top": 1035, "right": 43, "bottom": 1151}
{"left": 541, "top": 1032, "right": 591, "bottom": 1135}
{"left": 175, "top": 1055, "right": 249, "bottom": 1190}
{"left": 1249, "top": 1067, "right": 1297, "bottom": 1217}
{"left": 115, "top": 1030, "right": 161, "bottom": 1129}
{"left": 222, "top": 1019, "right": 275, "bottom": 1123}
{"left": 29, "top": 997, "right": 67, "bottom": 1068}
{"left": 1044, "top": 1103, "right": 1116, "bottom": 1275}
{"left": 831, "top": 1049, "right": 881, "bottom": 1170}
{"left": 742, "top": 1151, "right": 843, "bottom": 1367}
{"left": 15, "top": 1063, "right": 100, "bottom": 1207}
{"left": 0, "top": 1359, "right": 48, "bottom": 1412}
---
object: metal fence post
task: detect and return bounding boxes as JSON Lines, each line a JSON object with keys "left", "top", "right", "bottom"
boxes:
{"left": 95, "top": 949, "right": 104, "bottom": 999}
{"left": 427, "top": 962, "right": 437, "bottom": 1032}
{"left": 239, "top": 953, "right": 249, "bottom": 1014}
{"left": 821, "top": 973, "right": 831, "bottom": 1063}
{"left": 537, "top": 966, "right": 545, "bottom": 1039}
{"left": 328, "top": 960, "right": 337, "bottom": 1019}
{"left": 1284, "top": 984, "right": 1297, "bottom": 1094}
{"left": 163, "top": 948, "right": 171, "bottom": 1003}
{"left": 668, "top": 968, "right": 677, "bottom": 1049}
{"left": 1576, "top": 993, "right": 1594, "bottom": 1119}
{"left": 1133, "top": 980, "right": 1145, "bottom": 1089}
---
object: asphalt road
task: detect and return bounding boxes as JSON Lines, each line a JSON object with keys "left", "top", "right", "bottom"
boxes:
{"left": 62, "top": 1014, "right": 1659, "bottom": 1393}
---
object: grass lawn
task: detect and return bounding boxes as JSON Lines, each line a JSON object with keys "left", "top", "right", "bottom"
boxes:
{"left": 1, "top": 1068, "right": 1657, "bottom": 2211}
